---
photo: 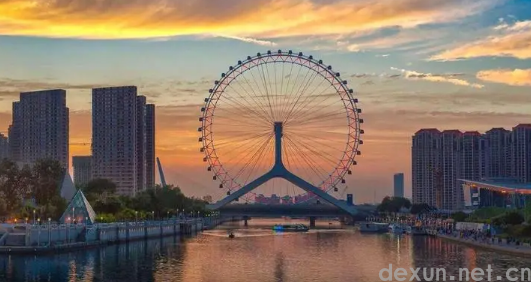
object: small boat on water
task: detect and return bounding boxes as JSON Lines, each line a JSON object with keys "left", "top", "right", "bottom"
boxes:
{"left": 273, "top": 224, "right": 309, "bottom": 232}
{"left": 388, "top": 223, "right": 407, "bottom": 235}
{"left": 359, "top": 222, "right": 388, "bottom": 233}
{"left": 228, "top": 232, "right": 235, "bottom": 239}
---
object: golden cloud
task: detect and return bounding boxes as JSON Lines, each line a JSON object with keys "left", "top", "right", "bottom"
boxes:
{"left": 477, "top": 69, "right": 531, "bottom": 86}
{"left": 0, "top": 0, "right": 496, "bottom": 40}
{"left": 390, "top": 67, "right": 484, "bottom": 88}
{"left": 431, "top": 20, "right": 531, "bottom": 61}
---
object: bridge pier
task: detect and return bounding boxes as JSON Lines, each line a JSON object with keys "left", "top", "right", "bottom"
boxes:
{"left": 309, "top": 217, "right": 316, "bottom": 228}
{"left": 243, "top": 216, "right": 249, "bottom": 227}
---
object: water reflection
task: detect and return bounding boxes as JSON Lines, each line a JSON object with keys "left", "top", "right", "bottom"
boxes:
{"left": 1, "top": 219, "right": 531, "bottom": 282}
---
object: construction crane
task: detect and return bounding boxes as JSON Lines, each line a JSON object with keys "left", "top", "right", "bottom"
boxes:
{"left": 157, "top": 157, "right": 167, "bottom": 187}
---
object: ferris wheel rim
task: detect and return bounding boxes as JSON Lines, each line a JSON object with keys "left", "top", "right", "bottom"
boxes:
{"left": 199, "top": 50, "right": 362, "bottom": 199}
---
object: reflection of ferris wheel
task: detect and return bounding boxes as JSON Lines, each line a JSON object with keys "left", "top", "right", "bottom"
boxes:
{"left": 199, "top": 50, "right": 363, "bottom": 205}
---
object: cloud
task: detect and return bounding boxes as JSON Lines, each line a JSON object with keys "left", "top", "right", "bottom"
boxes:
{"left": 0, "top": 0, "right": 498, "bottom": 40}
{"left": 477, "top": 69, "right": 531, "bottom": 86}
{"left": 430, "top": 20, "right": 531, "bottom": 61}
{"left": 390, "top": 67, "right": 484, "bottom": 88}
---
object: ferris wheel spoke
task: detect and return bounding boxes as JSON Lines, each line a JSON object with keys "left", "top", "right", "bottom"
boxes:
{"left": 285, "top": 132, "right": 344, "bottom": 154}
{"left": 288, "top": 111, "right": 347, "bottom": 128}
{"left": 224, "top": 85, "right": 274, "bottom": 124}
{"left": 285, "top": 90, "right": 339, "bottom": 126}
{"left": 281, "top": 65, "right": 316, "bottom": 123}
{"left": 240, "top": 138, "right": 274, "bottom": 186}
{"left": 282, "top": 64, "right": 323, "bottom": 123}
{"left": 278, "top": 62, "right": 295, "bottom": 122}
{"left": 288, "top": 95, "right": 351, "bottom": 127}
{"left": 279, "top": 61, "right": 307, "bottom": 122}
{"left": 217, "top": 94, "right": 272, "bottom": 124}
{"left": 284, "top": 138, "right": 321, "bottom": 185}
{"left": 285, "top": 134, "right": 339, "bottom": 171}
{"left": 236, "top": 72, "right": 276, "bottom": 122}
{"left": 231, "top": 134, "right": 273, "bottom": 182}
{"left": 212, "top": 131, "right": 272, "bottom": 148}
{"left": 283, "top": 76, "right": 332, "bottom": 125}
{"left": 285, "top": 137, "right": 329, "bottom": 186}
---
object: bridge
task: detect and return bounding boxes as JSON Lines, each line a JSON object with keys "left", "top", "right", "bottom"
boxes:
{"left": 212, "top": 203, "right": 377, "bottom": 227}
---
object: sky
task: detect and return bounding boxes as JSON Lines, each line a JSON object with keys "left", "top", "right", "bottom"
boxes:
{"left": 0, "top": 0, "right": 530, "bottom": 203}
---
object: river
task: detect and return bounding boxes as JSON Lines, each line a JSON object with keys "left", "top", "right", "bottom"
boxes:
{"left": 1, "top": 219, "right": 531, "bottom": 282}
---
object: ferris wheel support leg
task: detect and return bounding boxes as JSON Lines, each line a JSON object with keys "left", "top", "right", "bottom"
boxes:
{"left": 282, "top": 170, "right": 357, "bottom": 216}
{"left": 208, "top": 171, "right": 275, "bottom": 210}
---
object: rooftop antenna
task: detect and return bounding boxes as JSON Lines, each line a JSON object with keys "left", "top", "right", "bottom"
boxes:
{"left": 157, "top": 157, "right": 167, "bottom": 187}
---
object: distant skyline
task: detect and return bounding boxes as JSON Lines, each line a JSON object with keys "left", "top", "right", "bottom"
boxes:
{"left": 1, "top": 0, "right": 530, "bottom": 203}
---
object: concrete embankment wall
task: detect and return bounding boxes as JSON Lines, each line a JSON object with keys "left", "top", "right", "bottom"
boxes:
{"left": 0, "top": 217, "right": 223, "bottom": 253}
{"left": 438, "top": 234, "right": 531, "bottom": 257}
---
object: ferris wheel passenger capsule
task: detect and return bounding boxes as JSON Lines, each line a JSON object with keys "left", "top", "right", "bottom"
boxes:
{"left": 247, "top": 56, "right": 251, "bottom": 60}
{"left": 353, "top": 98, "right": 358, "bottom": 103}
{"left": 198, "top": 137, "right": 203, "bottom": 142}
{"left": 221, "top": 73, "right": 226, "bottom": 77}
{"left": 327, "top": 65, "right": 332, "bottom": 70}
{"left": 220, "top": 184, "right": 224, "bottom": 189}
{"left": 200, "top": 147, "right": 205, "bottom": 152}
{"left": 201, "top": 107, "right": 205, "bottom": 112}
{"left": 226, "top": 191, "right": 230, "bottom": 195}
{"left": 359, "top": 118, "right": 364, "bottom": 123}
{"left": 360, "top": 129, "right": 365, "bottom": 134}
{"left": 348, "top": 170, "right": 352, "bottom": 175}
{"left": 238, "top": 60, "right": 242, "bottom": 64}
{"left": 207, "top": 166, "right": 211, "bottom": 171}
{"left": 357, "top": 151, "right": 361, "bottom": 155}
{"left": 353, "top": 161, "right": 358, "bottom": 165}
{"left": 229, "top": 66, "right": 233, "bottom": 70}
{"left": 278, "top": 49, "right": 282, "bottom": 54}
{"left": 357, "top": 109, "right": 362, "bottom": 113}
{"left": 203, "top": 157, "right": 207, "bottom": 162}
{"left": 257, "top": 52, "right": 261, "bottom": 56}
{"left": 213, "top": 175, "right": 217, "bottom": 180}
{"left": 267, "top": 50, "right": 271, "bottom": 54}
{"left": 197, "top": 127, "right": 202, "bottom": 132}
{"left": 318, "top": 60, "right": 323, "bottom": 64}
{"left": 309, "top": 55, "right": 313, "bottom": 59}
{"left": 359, "top": 140, "right": 364, "bottom": 145}
{"left": 341, "top": 179, "right": 346, "bottom": 184}
{"left": 349, "top": 89, "right": 353, "bottom": 93}
{"left": 288, "top": 50, "right": 293, "bottom": 54}
{"left": 334, "top": 187, "right": 338, "bottom": 192}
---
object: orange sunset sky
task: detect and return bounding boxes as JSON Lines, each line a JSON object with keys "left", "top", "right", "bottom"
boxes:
{"left": 0, "top": 0, "right": 530, "bottom": 203}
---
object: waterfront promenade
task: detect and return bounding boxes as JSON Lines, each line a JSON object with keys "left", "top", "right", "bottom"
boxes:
{"left": 0, "top": 216, "right": 222, "bottom": 254}
{"left": 436, "top": 230, "right": 531, "bottom": 257}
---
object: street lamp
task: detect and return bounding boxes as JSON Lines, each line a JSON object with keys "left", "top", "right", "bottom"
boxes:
{"left": 33, "top": 209, "right": 36, "bottom": 225}
{"left": 152, "top": 211, "right": 155, "bottom": 221}
{"left": 135, "top": 211, "right": 138, "bottom": 223}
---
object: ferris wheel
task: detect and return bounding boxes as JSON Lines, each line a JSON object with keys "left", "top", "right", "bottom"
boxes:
{"left": 199, "top": 50, "right": 363, "bottom": 205}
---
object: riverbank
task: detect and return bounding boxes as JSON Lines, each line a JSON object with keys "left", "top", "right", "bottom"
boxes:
{"left": 438, "top": 234, "right": 531, "bottom": 257}
{"left": 0, "top": 217, "right": 224, "bottom": 254}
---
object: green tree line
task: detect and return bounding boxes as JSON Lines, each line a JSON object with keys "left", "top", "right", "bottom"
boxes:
{"left": 0, "top": 158, "right": 208, "bottom": 222}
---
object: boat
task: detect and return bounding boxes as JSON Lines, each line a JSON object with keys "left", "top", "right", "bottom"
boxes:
{"left": 359, "top": 222, "right": 388, "bottom": 233}
{"left": 228, "top": 232, "right": 235, "bottom": 239}
{"left": 272, "top": 224, "right": 309, "bottom": 232}
{"left": 388, "top": 223, "right": 407, "bottom": 235}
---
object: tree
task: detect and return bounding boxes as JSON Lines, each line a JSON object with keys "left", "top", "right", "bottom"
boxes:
{"left": 377, "top": 196, "right": 411, "bottom": 213}
{"left": 31, "top": 159, "right": 65, "bottom": 205}
{"left": 84, "top": 178, "right": 117, "bottom": 202}
{"left": 451, "top": 211, "right": 468, "bottom": 222}
{"left": 410, "top": 203, "right": 435, "bottom": 214}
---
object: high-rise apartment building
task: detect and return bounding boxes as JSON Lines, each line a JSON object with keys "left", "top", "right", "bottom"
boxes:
{"left": 9, "top": 90, "right": 69, "bottom": 168}
{"left": 512, "top": 124, "right": 531, "bottom": 183}
{"left": 485, "top": 128, "right": 511, "bottom": 178}
{"left": 393, "top": 173, "right": 404, "bottom": 198}
{"left": 72, "top": 156, "right": 92, "bottom": 187}
{"left": 0, "top": 133, "right": 8, "bottom": 159}
{"left": 92, "top": 86, "right": 155, "bottom": 196}
{"left": 145, "top": 104, "right": 156, "bottom": 189}
{"left": 412, "top": 129, "right": 441, "bottom": 207}
{"left": 136, "top": 95, "right": 147, "bottom": 191}
{"left": 441, "top": 130, "right": 462, "bottom": 210}
{"left": 412, "top": 124, "right": 531, "bottom": 211}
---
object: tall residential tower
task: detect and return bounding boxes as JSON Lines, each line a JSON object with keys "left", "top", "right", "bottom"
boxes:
{"left": 9, "top": 90, "right": 69, "bottom": 167}
{"left": 92, "top": 86, "right": 155, "bottom": 196}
